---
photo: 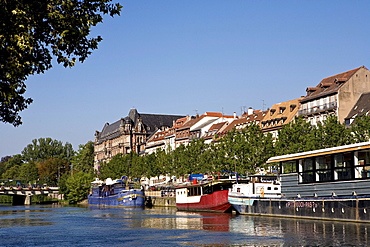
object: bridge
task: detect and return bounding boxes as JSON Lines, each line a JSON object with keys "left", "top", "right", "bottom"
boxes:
{"left": 0, "top": 186, "right": 60, "bottom": 205}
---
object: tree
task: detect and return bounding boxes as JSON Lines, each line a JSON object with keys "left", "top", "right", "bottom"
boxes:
{"left": 19, "top": 162, "right": 39, "bottom": 183}
{"left": 170, "top": 144, "right": 190, "bottom": 178}
{"left": 21, "top": 138, "right": 74, "bottom": 163}
{"left": 188, "top": 139, "right": 211, "bottom": 174}
{"left": 275, "top": 116, "right": 318, "bottom": 155}
{"left": 1, "top": 154, "right": 24, "bottom": 179}
{"left": 316, "top": 115, "right": 353, "bottom": 149}
{"left": 351, "top": 115, "right": 370, "bottom": 143}
{"left": 1, "top": 1, "right": 122, "bottom": 126}
{"left": 37, "top": 157, "right": 69, "bottom": 185}
{"left": 98, "top": 153, "right": 131, "bottom": 180}
{"left": 1, "top": 165, "right": 21, "bottom": 179}
{"left": 64, "top": 171, "right": 94, "bottom": 204}
{"left": 71, "top": 141, "right": 94, "bottom": 174}
{"left": 217, "top": 124, "right": 274, "bottom": 174}
{"left": 0, "top": 155, "right": 13, "bottom": 177}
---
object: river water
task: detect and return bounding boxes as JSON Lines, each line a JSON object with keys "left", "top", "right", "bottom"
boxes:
{"left": 0, "top": 204, "right": 369, "bottom": 246}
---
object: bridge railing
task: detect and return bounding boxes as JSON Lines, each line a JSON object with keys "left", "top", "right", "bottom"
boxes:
{"left": 0, "top": 185, "right": 59, "bottom": 191}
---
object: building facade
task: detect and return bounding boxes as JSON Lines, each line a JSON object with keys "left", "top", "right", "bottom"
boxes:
{"left": 94, "top": 109, "right": 185, "bottom": 170}
{"left": 298, "top": 66, "right": 370, "bottom": 125}
{"left": 261, "top": 97, "right": 303, "bottom": 140}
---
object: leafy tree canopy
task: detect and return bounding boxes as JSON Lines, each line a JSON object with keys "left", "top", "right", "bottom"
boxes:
{"left": 316, "top": 115, "right": 353, "bottom": 149}
{"left": 350, "top": 115, "right": 370, "bottom": 143}
{"left": 71, "top": 141, "right": 94, "bottom": 174}
{"left": 64, "top": 171, "right": 94, "bottom": 204}
{"left": 37, "top": 157, "right": 69, "bottom": 185}
{"left": 0, "top": 0, "right": 122, "bottom": 126}
{"left": 275, "top": 116, "right": 317, "bottom": 155}
{"left": 22, "top": 137, "right": 74, "bottom": 163}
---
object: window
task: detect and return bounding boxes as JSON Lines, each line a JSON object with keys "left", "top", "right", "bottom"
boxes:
{"left": 316, "top": 155, "right": 331, "bottom": 170}
{"left": 303, "top": 159, "right": 313, "bottom": 170}
{"left": 279, "top": 107, "right": 286, "bottom": 114}
{"left": 356, "top": 150, "right": 370, "bottom": 178}
{"left": 334, "top": 153, "right": 353, "bottom": 180}
{"left": 316, "top": 155, "right": 332, "bottom": 182}
{"left": 299, "top": 158, "right": 315, "bottom": 183}
{"left": 281, "top": 160, "right": 297, "bottom": 174}
{"left": 270, "top": 109, "right": 276, "bottom": 116}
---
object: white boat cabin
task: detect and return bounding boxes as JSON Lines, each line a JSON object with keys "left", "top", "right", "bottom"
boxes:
{"left": 229, "top": 176, "right": 281, "bottom": 198}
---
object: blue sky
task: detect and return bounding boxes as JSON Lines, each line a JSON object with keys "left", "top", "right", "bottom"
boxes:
{"left": 1, "top": 1, "right": 370, "bottom": 158}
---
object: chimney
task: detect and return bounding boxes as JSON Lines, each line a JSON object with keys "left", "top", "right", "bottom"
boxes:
{"left": 248, "top": 107, "right": 253, "bottom": 115}
{"left": 233, "top": 112, "right": 237, "bottom": 118}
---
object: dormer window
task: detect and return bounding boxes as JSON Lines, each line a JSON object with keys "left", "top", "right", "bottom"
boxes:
{"left": 320, "top": 82, "right": 331, "bottom": 88}
{"left": 306, "top": 87, "right": 317, "bottom": 95}
{"left": 279, "top": 107, "right": 286, "bottom": 114}
{"left": 290, "top": 104, "right": 296, "bottom": 112}
{"left": 270, "top": 109, "right": 276, "bottom": 116}
{"left": 334, "top": 78, "right": 346, "bottom": 84}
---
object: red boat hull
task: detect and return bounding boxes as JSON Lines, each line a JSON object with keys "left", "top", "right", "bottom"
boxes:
{"left": 176, "top": 190, "right": 232, "bottom": 213}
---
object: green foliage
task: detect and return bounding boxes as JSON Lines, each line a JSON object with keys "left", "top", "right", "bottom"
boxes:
{"left": 0, "top": 155, "right": 21, "bottom": 178}
{"left": 350, "top": 115, "right": 370, "bottom": 143}
{"left": 18, "top": 162, "right": 38, "bottom": 183}
{"left": 2, "top": 165, "right": 21, "bottom": 179}
{"left": 99, "top": 153, "right": 134, "bottom": 180}
{"left": 71, "top": 141, "right": 94, "bottom": 174}
{"left": 170, "top": 144, "right": 190, "bottom": 177}
{"left": 37, "top": 157, "right": 70, "bottom": 185}
{"left": 275, "top": 116, "right": 317, "bottom": 155}
{"left": 64, "top": 171, "right": 94, "bottom": 204}
{"left": 216, "top": 124, "right": 274, "bottom": 174}
{"left": 316, "top": 115, "right": 354, "bottom": 149}
{"left": 0, "top": 0, "right": 122, "bottom": 126}
{"left": 21, "top": 138, "right": 75, "bottom": 163}
{"left": 58, "top": 172, "right": 70, "bottom": 196}
{"left": 0, "top": 195, "right": 12, "bottom": 203}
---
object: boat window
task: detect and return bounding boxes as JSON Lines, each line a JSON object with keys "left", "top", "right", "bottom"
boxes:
{"left": 357, "top": 150, "right": 370, "bottom": 178}
{"left": 316, "top": 155, "right": 331, "bottom": 170}
{"left": 203, "top": 186, "right": 212, "bottom": 195}
{"left": 299, "top": 158, "right": 315, "bottom": 183}
{"left": 303, "top": 158, "right": 314, "bottom": 171}
{"left": 317, "top": 170, "right": 331, "bottom": 182}
{"left": 299, "top": 171, "right": 314, "bottom": 183}
{"left": 335, "top": 167, "right": 352, "bottom": 180}
{"left": 237, "top": 188, "right": 240, "bottom": 192}
{"left": 334, "top": 152, "right": 353, "bottom": 181}
{"left": 281, "top": 160, "right": 297, "bottom": 173}
{"left": 188, "top": 186, "right": 202, "bottom": 196}
{"left": 267, "top": 187, "right": 271, "bottom": 190}
{"left": 274, "top": 187, "right": 279, "bottom": 190}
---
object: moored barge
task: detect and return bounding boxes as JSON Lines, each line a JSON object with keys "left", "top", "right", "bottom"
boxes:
{"left": 88, "top": 178, "right": 145, "bottom": 208}
{"left": 175, "top": 179, "right": 236, "bottom": 213}
{"left": 229, "top": 141, "right": 370, "bottom": 222}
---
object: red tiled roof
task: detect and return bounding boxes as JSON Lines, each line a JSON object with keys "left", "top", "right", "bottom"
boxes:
{"left": 223, "top": 110, "right": 267, "bottom": 132}
{"left": 209, "top": 122, "right": 226, "bottom": 131}
{"left": 302, "top": 66, "right": 365, "bottom": 103}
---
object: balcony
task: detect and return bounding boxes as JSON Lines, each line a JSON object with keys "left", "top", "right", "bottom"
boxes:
{"left": 298, "top": 101, "right": 337, "bottom": 116}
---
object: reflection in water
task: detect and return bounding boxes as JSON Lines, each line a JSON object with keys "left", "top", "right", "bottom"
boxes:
{"left": 142, "top": 210, "right": 234, "bottom": 231}
{"left": 0, "top": 205, "right": 56, "bottom": 228}
{"left": 0, "top": 204, "right": 369, "bottom": 246}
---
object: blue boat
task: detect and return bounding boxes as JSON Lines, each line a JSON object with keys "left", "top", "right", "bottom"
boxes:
{"left": 88, "top": 178, "right": 145, "bottom": 208}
